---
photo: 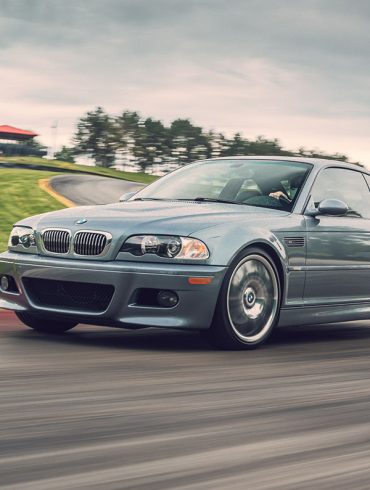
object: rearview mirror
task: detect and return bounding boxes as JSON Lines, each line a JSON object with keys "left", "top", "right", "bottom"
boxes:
{"left": 119, "top": 191, "right": 136, "bottom": 202}
{"left": 306, "top": 198, "right": 349, "bottom": 217}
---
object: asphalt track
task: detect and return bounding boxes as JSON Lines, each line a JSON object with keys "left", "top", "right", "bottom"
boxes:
{"left": 2, "top": 174, "right": 370, "bottom": 488}
{"left": 50, "top": 174, "right": 145, "bottom": 205}
{"left": 2, "top": 313, "right": 370, "bottom": 488}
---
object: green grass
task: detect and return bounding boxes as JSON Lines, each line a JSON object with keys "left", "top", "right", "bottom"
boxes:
{"left": 0, "top": 169, "right": 67, "bottom": 251}
{"left": 0, "top": 156, "right": 157, "bottom": 184}
{"left": 0, "top": 158, "right": 156, "bottom": 251}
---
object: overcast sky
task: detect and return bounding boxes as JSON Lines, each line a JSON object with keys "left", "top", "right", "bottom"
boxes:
{"left": 1, "top": 0, "right": 369, "bottom": 165}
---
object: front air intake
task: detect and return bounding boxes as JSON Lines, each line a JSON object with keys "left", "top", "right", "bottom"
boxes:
{"left": 23, "top": 278, "right": 114, "bottom": 312}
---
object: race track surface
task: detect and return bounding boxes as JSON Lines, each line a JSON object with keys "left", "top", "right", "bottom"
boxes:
{"left": 50, "top": 174, "right": 145, "bottom": 205}
{"left": 2, "top": 311, "right": 370, "bottom": 489}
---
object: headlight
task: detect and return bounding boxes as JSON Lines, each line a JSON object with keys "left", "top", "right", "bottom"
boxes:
{"left": 121, "top": 235, "right": 210, "bottom": 260}
{"left": 8, "top": 226, "right": 36, "bottom": 250}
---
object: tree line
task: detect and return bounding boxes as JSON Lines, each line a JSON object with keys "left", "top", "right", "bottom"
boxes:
{"left": 55, "top": 106, "right": 357, "bottom": 171}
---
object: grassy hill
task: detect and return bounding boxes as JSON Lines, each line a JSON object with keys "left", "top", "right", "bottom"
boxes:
{"left": 0, "top": 169, "right": 65, "bottom": 251}
{"left": 0, "top": 157, "right": 156, "bottom": 251}
{"left": 0, "top": 156, "right": 157, "bottom": 184}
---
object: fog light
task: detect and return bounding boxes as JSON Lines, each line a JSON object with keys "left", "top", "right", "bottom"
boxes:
{"left": 157, "top": 290, "right": 179, "bottom": 308}
{"left": 1, "top": 276, "right": 9, "bottom": 291}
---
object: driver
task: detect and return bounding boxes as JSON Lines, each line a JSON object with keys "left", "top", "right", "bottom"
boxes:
{"left": 269, "top": 173, "right": 305, "bottom": 203}
{"left": 269, "top": 190, "right": 291, "bottom": 202}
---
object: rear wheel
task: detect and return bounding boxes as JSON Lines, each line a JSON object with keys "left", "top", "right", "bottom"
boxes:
{"left": 16, "top": 312, "right": 77, "bottom": 334}
{"left": 205, "top": 247, "right": 281, "bottom": 350}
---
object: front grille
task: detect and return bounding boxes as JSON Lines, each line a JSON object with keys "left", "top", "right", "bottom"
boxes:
{"left": 74, "top": 231, "right": 108, "bottom": 256}
{"left": 41, "top": 229, "right": 110, "bottom": 256}
{"left": 42, "top": 230, "right": 70, "bottom": 254}
{"left": 23, "top": 278, "right": 114, "bottom": 313}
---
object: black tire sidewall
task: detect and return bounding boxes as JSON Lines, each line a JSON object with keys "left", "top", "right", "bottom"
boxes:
{"left": 210, "top": 247, "right": 281, "bottom": 350}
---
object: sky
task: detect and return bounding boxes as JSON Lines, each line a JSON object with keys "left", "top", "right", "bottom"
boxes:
{"left": 1, "top": 0, "right": 369, "bottom": 165}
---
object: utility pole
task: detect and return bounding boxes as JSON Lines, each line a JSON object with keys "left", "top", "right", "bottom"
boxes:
{"left": 47, "top": 120, "right": 58, "bottom": 159}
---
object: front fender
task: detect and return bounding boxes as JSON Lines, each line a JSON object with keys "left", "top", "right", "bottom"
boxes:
{"left": 193, "top": 225, "right": 288, "bottom": 268}
{"left": 193, "top": 218, "right": 307, "bottom": 308}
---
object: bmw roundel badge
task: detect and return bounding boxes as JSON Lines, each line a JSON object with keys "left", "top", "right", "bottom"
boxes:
{"left": 75, "top": 218, "right": 88, "bottom": 225}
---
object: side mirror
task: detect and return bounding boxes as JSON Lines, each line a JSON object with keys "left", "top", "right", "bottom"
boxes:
{"left": 306, "top": 198, "right": 349, "bottom": 217}
{"left": 119, "top": 191, "right": 136, "bottom": 202}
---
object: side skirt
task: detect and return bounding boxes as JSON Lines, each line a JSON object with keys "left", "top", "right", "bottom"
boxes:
{"left": 278, "top": 302, "right": 370, "bottom": 327}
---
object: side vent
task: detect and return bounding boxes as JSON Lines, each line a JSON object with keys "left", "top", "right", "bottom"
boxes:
{"left": 284, "top": 236, "right": 305, "bottom": 248}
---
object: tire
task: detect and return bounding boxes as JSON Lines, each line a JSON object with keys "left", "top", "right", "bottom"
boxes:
{"left": 205, "top": 247, "right": 281, "bottom": 350}
{"left": 16, "top": 311, "right": 77, "bottom": 334}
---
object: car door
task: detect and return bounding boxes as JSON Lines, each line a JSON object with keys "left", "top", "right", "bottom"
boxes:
{"left": 304, "top": 167, "right": 370, "bottom": 306}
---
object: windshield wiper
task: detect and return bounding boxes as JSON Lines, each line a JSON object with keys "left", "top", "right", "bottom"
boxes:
{"left": 132, "top": 197, "right": 168, "bottom": 201}
{"left": 133, "top": 197, "right": 245, "bottom": 205}
{"left": 193, "top": 197, "right": 244, "bottom": 205}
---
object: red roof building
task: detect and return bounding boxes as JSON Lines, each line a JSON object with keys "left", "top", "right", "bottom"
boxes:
{"left": 0, "top": 125, "right": 38, "bottom": 141}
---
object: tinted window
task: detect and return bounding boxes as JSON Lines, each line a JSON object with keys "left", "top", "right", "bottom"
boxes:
{"left": 309, "top": 168, "right": 370, "bottom": 218}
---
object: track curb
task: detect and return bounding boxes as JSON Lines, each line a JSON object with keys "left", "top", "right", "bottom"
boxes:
{"left": 38, "top": 178, "right": 76, "bottom": 208}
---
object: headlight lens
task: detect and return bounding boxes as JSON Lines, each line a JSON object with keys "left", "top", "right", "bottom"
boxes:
{"left": 8, "top": 227, "right": 36, "bottom": 250}
{"left": 121, "top": 235, "right": 209, "bottom": 260}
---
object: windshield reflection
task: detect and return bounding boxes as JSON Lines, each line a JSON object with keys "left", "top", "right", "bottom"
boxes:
{"left": 132, "top": 159, "right": 312, "bottom": 211}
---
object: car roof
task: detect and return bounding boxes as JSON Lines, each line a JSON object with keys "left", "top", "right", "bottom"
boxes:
{"left": 207, "top": 156, "right": 366, "bottom": 174}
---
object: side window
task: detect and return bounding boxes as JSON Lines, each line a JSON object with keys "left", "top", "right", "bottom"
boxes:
{"left": 309, "top": 168, "right": 370, "bottom": 219}
{"left": 364, "top": 174, "right": 370, "bottom": 191}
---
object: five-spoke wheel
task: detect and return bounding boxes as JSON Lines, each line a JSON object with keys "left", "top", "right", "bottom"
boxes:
{"left": 206, "top": 247, "right": 281, "bottom": 349}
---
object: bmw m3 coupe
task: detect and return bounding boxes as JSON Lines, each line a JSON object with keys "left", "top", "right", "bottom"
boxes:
{"left": 1, "top": 156, "right": 370, "bottom": 349}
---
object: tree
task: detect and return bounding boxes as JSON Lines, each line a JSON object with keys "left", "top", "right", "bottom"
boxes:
{"left": 222, "top": 133, "right": 246, "bottom": 156}
{"left": 138, "top": 117, "right": 170, "bottom": 170}
{"left": 247, "top": 136, "right": 291, "bottom": 156}
{"left": 72, "top": 106, "right": 357, "bottom": 171}
{"left": 23, "top": 138, "right": 47, "bottom": 152}
{"left": 114, "top": 112, "right": 170, "bottom": 171}
{"left": 74, "top": 107, "right": 117, "bottom": 167}
{"left": 207, "top": 131, "right": 228, "bottom": 159}
{"left": 169, "top": 119, "right": 210, "bottom": 165}
{"left": 54, "top": 146, "right": 75, "bottom": 163}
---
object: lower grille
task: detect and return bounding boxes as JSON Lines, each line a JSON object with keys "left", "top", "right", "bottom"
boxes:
{"left": 23, "top": 278, "right": 114, "bottom": 313}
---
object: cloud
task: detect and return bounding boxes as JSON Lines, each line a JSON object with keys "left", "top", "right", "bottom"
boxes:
{"left": 0, "top": 0, "right": 369, "bottom": 164}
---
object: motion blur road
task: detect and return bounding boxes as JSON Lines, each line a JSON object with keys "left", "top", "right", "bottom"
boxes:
{"left": 2, "top": 311, "right": 370, "bottom": 489}
{"left": 2, "top": 174, "right": 370, "bottom": 488}
{"left": 50, "top": 174, "right": 144, "bottom": 205}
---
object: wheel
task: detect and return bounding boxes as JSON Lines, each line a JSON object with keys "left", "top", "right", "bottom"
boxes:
{"left": 206, "top": 247, "right": 281, "bottom": 350}
{"left": 16, "top": 311, "right": 77, "bottom": 334}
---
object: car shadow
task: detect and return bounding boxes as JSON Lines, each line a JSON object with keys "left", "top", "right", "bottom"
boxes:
{"left": 13, "top": 326, "right": 213, "bottom": 352}
{"left": 271, "top": 322, "right": 370, "bottom": 345}
{"left": 10, "top": 320, "right": 370, "bottom": 353}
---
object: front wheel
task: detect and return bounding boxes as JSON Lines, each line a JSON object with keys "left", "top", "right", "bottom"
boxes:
{"left": 16, "top": 312, "right": 77, "bottom": 334}
{"left": 206, "top": 248, "right": 281, "bottom": 350}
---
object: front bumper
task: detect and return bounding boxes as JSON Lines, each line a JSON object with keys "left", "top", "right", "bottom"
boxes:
{"left": 0, "top": 252, "right": 227, "bottom": 330}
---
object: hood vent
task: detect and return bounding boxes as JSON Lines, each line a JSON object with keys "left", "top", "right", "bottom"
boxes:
{"left": 284, "top": 236, "right": 305, "bottom": 248}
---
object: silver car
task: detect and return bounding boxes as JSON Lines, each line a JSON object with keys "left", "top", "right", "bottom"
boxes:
{"left": 1, "top": 156, "right": 369, "bottom": 349}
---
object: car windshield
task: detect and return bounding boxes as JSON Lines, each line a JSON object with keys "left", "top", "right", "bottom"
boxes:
{"left": 132, "top": 159, "right": 312, "bottom": 211}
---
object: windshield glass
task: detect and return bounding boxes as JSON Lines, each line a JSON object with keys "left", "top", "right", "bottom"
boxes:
{"left": 132, "top": 159, "right": 312, "bottom": 211}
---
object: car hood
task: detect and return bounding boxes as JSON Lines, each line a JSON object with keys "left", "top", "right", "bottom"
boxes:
{"left": 19, "top": 200, "right": 289, "bottom": 236}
